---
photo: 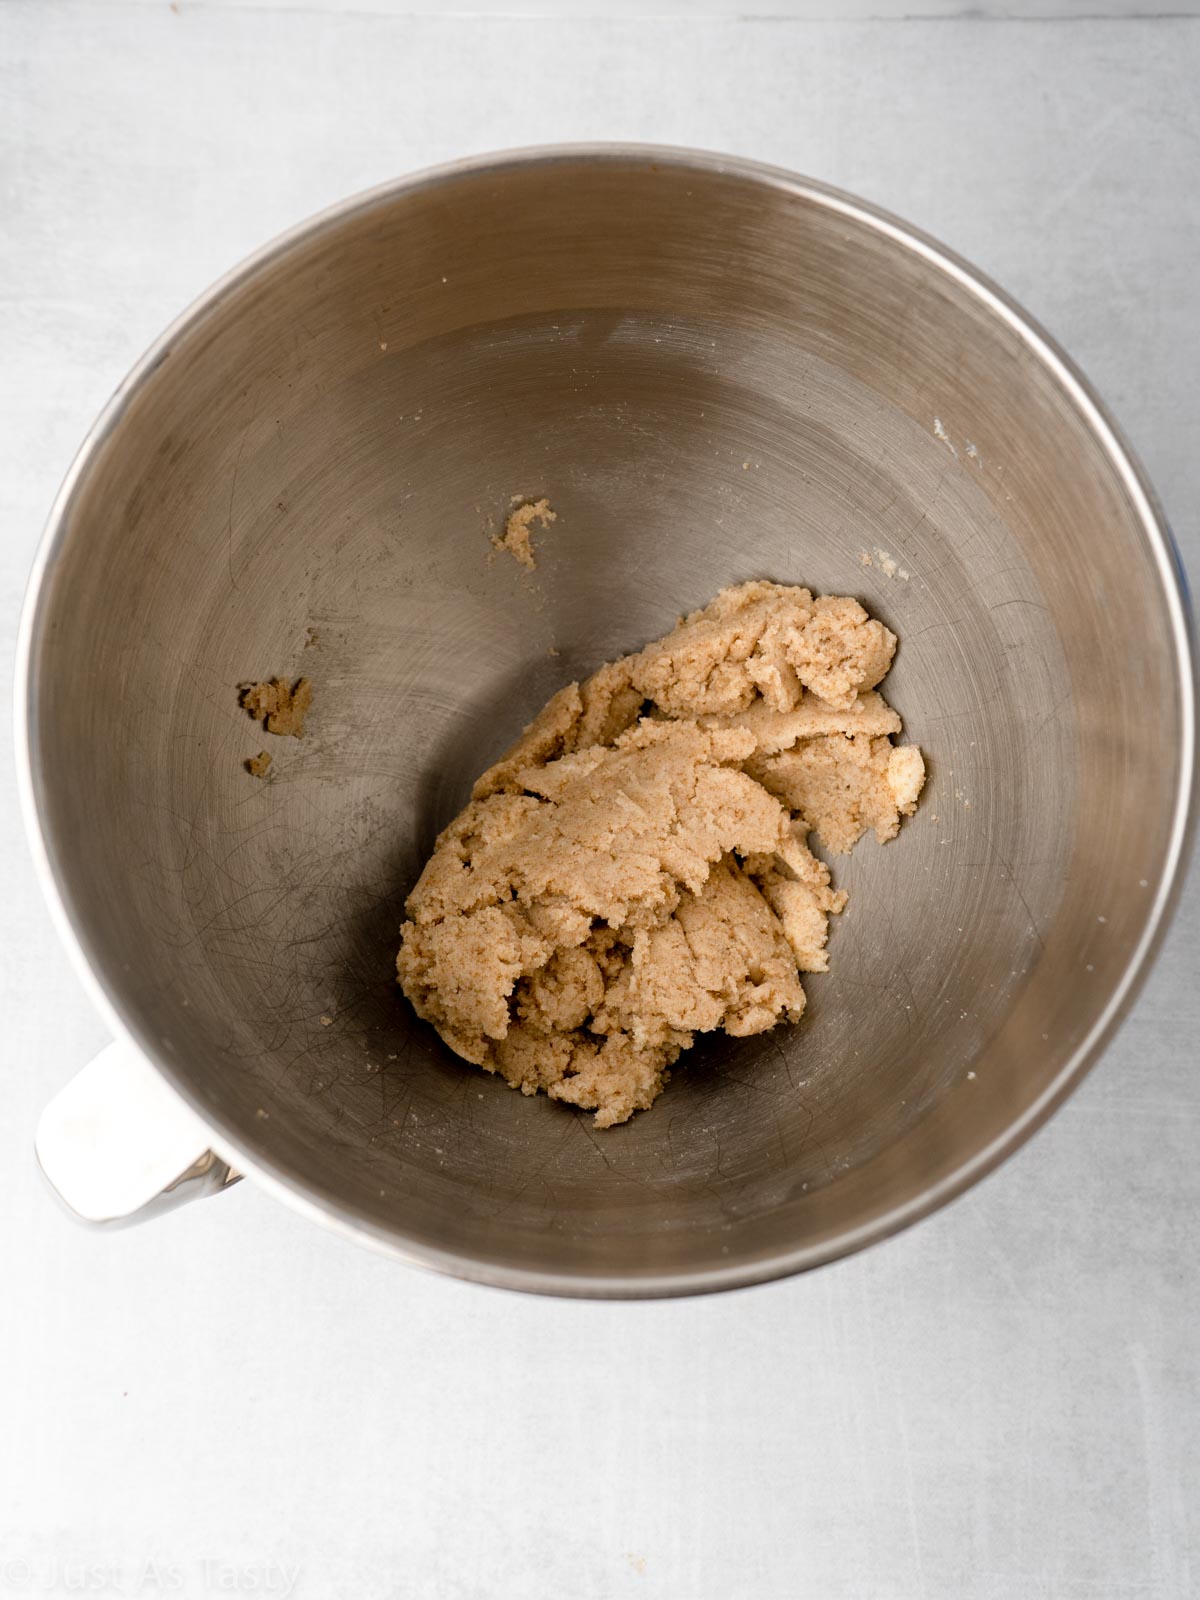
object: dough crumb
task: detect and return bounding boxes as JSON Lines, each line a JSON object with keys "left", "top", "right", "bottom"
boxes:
{"left": 397, "top": 581, "right": 925, "bottom": 1127}
{"left": 245, "top": 751, "right": 272, "bottom": 778}
{"left": 861, "top": 548, "right": 909, "bottom": 579}
{"left": 494, "top": 498, "right": 556, "bottom": 570}
{"left": 239, "top": 676, "right": 313, "bottom": 738}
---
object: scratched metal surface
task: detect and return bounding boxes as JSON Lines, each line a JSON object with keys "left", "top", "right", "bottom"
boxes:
{"left": 2, "top": 5, "right": 1198, "bottom": 1596}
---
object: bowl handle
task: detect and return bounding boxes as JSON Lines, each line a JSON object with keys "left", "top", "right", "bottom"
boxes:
{"left": 35, "top": 1040, "right": 239, "bottom": 1225}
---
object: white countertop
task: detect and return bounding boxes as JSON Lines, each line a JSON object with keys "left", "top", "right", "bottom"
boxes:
{"left": 2, "top": 5, "right": 1197, "bottom": 1596}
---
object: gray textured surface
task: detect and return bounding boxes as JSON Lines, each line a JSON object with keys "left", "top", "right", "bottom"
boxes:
{"left": 1, "top": 6, "right": 1197, "bottom": 1597}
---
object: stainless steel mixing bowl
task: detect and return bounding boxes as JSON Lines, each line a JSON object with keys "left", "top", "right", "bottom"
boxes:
{"left": 18, "top": 146, "right": 1195, "bottom": 1296}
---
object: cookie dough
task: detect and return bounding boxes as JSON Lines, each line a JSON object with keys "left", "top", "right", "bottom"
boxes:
{"left": 397, "top": 582, "right": 925, "bottom": 1126}
{"left": 493, "top": 498, "right": 556, "bottom": 570}
{"left": 239, "top": 676, "right": 313, "bottom": 738}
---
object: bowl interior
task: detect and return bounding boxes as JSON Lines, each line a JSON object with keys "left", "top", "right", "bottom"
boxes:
{"left": 26, "top": 153, "right": 1190, "bottom": 1291}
